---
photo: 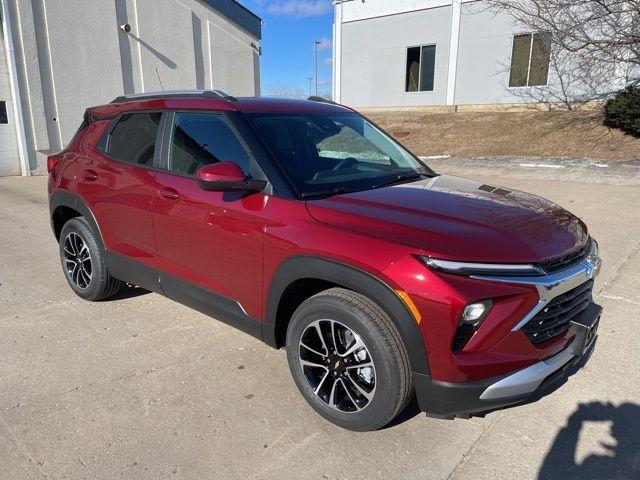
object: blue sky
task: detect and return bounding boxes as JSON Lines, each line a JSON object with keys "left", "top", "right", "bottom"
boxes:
{"left": 238, "top": 1, "right": 334, "bottom": 97}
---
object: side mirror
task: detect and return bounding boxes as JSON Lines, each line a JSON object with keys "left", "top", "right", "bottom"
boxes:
{"left": 196, "top": 162, "right": 267, "bottom": 193}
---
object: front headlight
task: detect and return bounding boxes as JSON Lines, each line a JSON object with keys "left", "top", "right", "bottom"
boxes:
{"left": 585, "top": 238, "right": 601, "bottom": 275}
{"left": 418, "top": 256, "right": 544, "bottom": 277}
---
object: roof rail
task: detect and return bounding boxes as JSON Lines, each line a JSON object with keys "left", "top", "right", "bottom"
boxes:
{"left": 110, "top": 89, "right": 238, "bottom": 104}
{"left": 307, "top": 96, "right": 339, "bottom": 105}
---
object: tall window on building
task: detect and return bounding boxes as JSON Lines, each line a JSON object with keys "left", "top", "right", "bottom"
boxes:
{"left": 405, "top": 45, "right": 436, "bottom": 92}
{"left": 509, "top": 33, "right": 551, "bottom": 87}
{"left": 0, "top": 101, "right": 8, "bottom": 124}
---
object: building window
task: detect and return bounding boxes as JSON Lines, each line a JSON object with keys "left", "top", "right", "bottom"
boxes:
{"left": 0, "top": 101, "right": 8, "bottom": 124}
{"left": 509, "top": 33, "right": 551, "bottom": 87}
{"left": 107, "top": 112, "right": 162, "bottom": 165}
{"left": 406, "top": 45, "right": 436, "bottom": 92}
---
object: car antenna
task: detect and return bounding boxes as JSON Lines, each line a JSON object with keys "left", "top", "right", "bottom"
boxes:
{"left": 155, "top": 68, "right": 165, "bottom": 91}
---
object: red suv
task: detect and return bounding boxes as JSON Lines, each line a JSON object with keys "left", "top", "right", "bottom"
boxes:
{"left": 48, "top": 91, "right": 602, "bottom": 431}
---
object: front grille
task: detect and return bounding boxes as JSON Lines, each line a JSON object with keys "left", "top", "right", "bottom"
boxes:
{"left": 523, "top": 279, "right": 594, "bottom": 345}
{"left": 537, "top": 239, "right": 591, "bottom": 274}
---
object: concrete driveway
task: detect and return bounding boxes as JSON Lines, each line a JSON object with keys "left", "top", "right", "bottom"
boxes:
{"left": 1, "top": 161, "right": 639, "bottom": 480}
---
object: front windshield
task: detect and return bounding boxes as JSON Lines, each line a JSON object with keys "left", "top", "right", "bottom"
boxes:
{"left": 246, "top": 113, "right": 434, "bottom": 198}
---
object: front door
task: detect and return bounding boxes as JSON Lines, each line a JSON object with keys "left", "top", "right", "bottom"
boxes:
{"left": 152, "top": 111, "right": 268, "bottom": 322}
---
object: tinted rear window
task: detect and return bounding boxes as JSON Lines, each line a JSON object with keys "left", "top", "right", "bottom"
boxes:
{"left": 107, "top": 112, "right": 162, "bottom": 165}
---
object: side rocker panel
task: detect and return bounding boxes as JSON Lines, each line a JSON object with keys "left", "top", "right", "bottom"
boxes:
{"left": 104, "top": 251, "right": 160, "bottom": 293}
{"left": 160, "top": 271, "right": 262, "bottom": 340}
{"left": 263, "top": 256, "right": 430, "bottom": 376}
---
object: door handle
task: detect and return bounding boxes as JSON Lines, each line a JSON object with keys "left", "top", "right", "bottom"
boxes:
{"left": 158, "top": 187, "right": 180, "bottom": 200}
{"left": 81, "top": 169, "right": 98, "bottom": 182}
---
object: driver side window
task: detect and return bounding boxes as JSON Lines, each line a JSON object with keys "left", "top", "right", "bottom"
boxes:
{"left": 107, "top": 112, "right": 162, "bottom": 166}
{"left": 168, "top": 113, "right": 250, "bottom": 176}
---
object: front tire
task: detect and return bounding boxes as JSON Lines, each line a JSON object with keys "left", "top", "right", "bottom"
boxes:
{"left": 286, "top": 288, "right": 412, "bottom": 431}
{"left": 59, "top": 217, "right": 122, "bottom": 301}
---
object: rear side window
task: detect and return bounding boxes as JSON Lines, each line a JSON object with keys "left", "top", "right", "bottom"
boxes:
{"left": 107, "top": 112, "right": 162, "bottom": 165}
{"left": 168, "top": 113, "right": 250, "bottom": 175}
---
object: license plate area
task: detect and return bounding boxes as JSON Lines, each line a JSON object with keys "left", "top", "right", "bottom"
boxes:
{"left": 569, "top": 302, "right": 602, "bottom": 355}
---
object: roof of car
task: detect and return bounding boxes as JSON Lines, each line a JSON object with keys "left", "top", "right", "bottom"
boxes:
{"left": 89, "top": 91, "right": 353, "bottom": 119}
{"left": 232, "top": 96, "right": 353, "bottom": 114}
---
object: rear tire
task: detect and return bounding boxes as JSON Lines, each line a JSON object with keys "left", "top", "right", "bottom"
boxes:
{"left": 59, "top": 217, "right": 122, "bottom": 301}
{"left": 286, "top": 288, "right": 412, "bottom": 431}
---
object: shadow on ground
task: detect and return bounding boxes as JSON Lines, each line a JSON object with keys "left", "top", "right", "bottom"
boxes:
{"left": 106, "top": 284, "right": 151, "bottom": 301}
{"left": 538, "top": 402, "right": 640, "bottom": 480}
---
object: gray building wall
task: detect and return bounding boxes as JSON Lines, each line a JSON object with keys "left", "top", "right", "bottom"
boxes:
{"left": 335, "top": 1, "right": 619, "bottom": 109}
{"left": 340, "top": 6, "right": 452, "bottom": 108}
{"left": 456, "top": 4, "right": 629, "bottom": 105}
{"left": 1, "top": 0, "right": 261, "bottom": 175}
{"left": 0, "top": 19, "right": 19, "bottom": 176}
{"left": 455, "top": 5, "right": 543, "bottom": 105}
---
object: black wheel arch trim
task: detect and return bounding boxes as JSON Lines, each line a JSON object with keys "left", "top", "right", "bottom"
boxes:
{"left": 50, "top": 191, "right": 106, "bottom": 251}
{"left": 263, "top": 255, "right": 430, "bottom": 376}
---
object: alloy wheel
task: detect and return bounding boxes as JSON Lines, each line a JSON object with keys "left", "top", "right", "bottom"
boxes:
{"left": 63, "top": 232, "right": 92, "bottom": 289}
{"left": 298, "top": 319, "right": 376, "bottom": 413}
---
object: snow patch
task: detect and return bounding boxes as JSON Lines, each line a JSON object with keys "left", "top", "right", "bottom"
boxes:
{"left": 518, "top": 163, "right": 565, "bottom": 169}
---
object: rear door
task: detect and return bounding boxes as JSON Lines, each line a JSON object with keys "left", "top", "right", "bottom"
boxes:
{"left": 152, "top": 111, "right": 268, "bottom": 321}
{"left": 76, "top": 111, "right": 164, "bottom": 289}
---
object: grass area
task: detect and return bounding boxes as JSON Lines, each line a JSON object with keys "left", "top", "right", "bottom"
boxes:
{"left": 364, "top": 109, "right": 640, "bottom": 160}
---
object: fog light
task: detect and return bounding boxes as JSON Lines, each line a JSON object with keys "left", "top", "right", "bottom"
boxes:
{"left": 461, "top": 300, "right": 493, "bottom": 325}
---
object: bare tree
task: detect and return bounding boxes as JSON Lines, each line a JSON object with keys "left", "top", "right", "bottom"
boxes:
{"left": 482, "top": 0, "right": 640, "bottom": 108}
{"left": 265, "top": 84, "right": 332, "bottom": 99}
{"left": 265, "top": 84, "right": 307, "bottom": 98}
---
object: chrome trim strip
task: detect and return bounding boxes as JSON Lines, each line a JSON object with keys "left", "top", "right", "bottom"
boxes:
{"left": 514, "top": 299, "right": 547, "bottom": 331}
{"left": 471, "top": 256, "right": 601, "bottom": 332}
{"left": 425, "top": 257, "right": 544, "bottom": 276}
{"left": 479, "top": 347, "right": 576, "bottom": 400}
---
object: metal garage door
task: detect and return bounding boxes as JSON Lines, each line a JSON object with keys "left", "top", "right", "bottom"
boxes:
{"left": 0, "top": 22, "right": 20, "bottom": 176}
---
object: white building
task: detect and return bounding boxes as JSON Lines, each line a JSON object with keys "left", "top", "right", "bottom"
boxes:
{"left": 0, "top": 0, "right": 261, "bottom": 176}
{"left": 332, "top": 0, "right": 611, "bottom": 109}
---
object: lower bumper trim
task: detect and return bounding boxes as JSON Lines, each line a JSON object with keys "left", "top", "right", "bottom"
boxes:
{"left": 414, "top": 302, "right": 601, "bottom": 417}
{"left": 479, "top": 347, "right": 575, "bottom": 400}
{"left": 481, "top": 302, "right": 602, "bottom": 401}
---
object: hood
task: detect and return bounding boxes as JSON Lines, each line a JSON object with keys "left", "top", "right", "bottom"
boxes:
{"left": 305, "top": 175, "right": 588, "bottom": 263}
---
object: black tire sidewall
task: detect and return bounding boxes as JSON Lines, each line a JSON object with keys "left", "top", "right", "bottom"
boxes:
{"left": 286, "top": 293, "right": 405, "bottom": 431}
{"left": 59, "top": 217, "right": 108, "bottom": 301}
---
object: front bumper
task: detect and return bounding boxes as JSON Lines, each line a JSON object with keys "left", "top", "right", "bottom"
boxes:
{"left": 415, "top": 302, "right": 602, "bottom": 417}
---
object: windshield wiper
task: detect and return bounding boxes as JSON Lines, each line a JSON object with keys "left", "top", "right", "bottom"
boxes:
{"left": 300, "top": 187, "right": 350, "bottom": 199}
{"left": 300, "top": 171, "right": 431, "bottom": 199}
{"left": 371, "top": 172, "right": 429, "bottom": 190}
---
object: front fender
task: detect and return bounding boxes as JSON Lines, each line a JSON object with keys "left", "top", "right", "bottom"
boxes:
{"left": 263, "top": 255, "right": 430, "bottom": 376}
